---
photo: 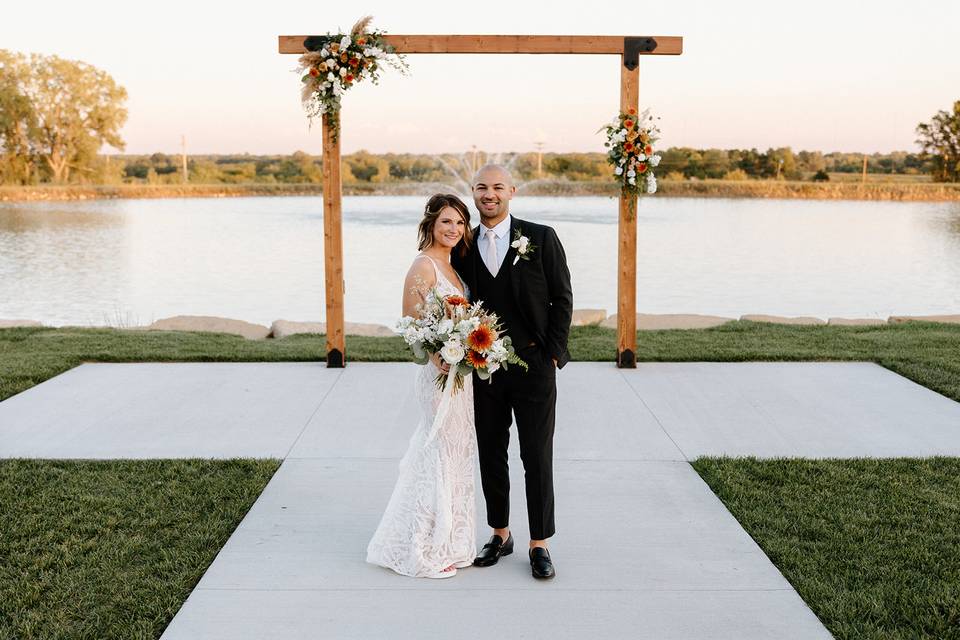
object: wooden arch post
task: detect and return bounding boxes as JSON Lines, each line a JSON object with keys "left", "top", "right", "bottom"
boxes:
{"left": 279, "top": 34, "right": 683, "bottom": 368}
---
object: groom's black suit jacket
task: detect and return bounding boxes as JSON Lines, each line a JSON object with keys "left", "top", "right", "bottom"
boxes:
{"left": 453, "top": 216, "right": 573, "bottom": 369}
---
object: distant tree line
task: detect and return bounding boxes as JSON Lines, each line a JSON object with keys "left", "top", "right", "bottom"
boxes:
{"left": 97, "top": 148, "right": 933, "bottom": 187}
{"left": 3, "top": 49, "right": 958, "bottom": 186}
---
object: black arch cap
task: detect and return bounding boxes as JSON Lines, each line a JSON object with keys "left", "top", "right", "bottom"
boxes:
{"left": 623, "top": 37, "right": 658, "bottom": 70}
{"left": 303, "top": 36, "right": 328, "bottom": 51}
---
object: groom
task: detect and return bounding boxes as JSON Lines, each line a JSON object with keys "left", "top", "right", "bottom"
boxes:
{"left": 452, "top": 164, "right": 573, "bottom": 580}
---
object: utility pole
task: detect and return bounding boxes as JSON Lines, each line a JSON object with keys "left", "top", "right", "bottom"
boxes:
{"left": 181, "top": 135, "right": 188, "bottom": 184}
{"left": 534, "top": 140, "right": 545, "bottom": 178}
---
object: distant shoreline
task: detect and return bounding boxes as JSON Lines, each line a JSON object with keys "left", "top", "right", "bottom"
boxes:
{"left": 3, "top": 180, "right": 960, "bottom": 203}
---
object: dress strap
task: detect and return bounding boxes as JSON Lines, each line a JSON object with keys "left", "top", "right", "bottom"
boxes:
{"left": 416, "top": 254, "right": 449, "bottom": 287}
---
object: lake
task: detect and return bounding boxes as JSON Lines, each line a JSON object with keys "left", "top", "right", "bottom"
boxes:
{"left": 2, "top": 195, "right": 959, "bottom": 328}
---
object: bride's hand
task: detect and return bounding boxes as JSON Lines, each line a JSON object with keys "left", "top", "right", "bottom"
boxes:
{"left": 430, "top": 352, "right": 450, "bottom": 374}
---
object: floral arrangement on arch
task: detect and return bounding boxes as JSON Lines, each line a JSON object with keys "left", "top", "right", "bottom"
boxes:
{"left": 601, "top": 107, "right": 661, "bottom": 195}
{"left": 297, "top": 16, "right": 409, "bottom": 135}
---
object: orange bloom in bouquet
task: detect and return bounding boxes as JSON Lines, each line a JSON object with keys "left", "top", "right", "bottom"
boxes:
{"left": 466, "top": 350, "right": 488, "bottom": 369}
{"left": 624, "top": 120, "right": 634, "bottom": 129}
{"left": 308, "top": 67, "right": 320, "bottom": 77}
{"left": 644, "top": 144, "right": 653, "bottom": 155}
{"left": 467, "top": 324, "right": 495, "bottom": 351}
{"left": 623, "top": 142, "right": 634, "bottom": 152}
{"left": 445, "top": 294, "right": 469, "bottom": 307}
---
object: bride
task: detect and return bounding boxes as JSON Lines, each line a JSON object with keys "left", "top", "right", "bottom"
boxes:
{"left": 366, "top": 193, "right": 478, "bottom": 578}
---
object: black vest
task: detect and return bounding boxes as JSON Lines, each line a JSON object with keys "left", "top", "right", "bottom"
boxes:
{"left": 474, "top": 252, "right": 534, "bottom": 349}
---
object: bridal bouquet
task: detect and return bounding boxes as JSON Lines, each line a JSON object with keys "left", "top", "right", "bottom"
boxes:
{"left": 396, "top": 289, "right": 528, "bottom": 394}
{"left": 297, "top": 16, "right": 409, "bottom": 135}
{"left": 600, "top": 107, "right": 661, "bottom": 195}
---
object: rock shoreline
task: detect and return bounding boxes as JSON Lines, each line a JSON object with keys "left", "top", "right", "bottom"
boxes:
{"left": 2, "top": 312, "right": 958, "bottom": 340}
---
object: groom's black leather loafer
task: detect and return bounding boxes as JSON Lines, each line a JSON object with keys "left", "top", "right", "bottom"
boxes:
{"left": 473, "top": 533, "right": 514, "bottom": 567}
{"left": 529, "top": 547, "right": 556, "bottom": 579}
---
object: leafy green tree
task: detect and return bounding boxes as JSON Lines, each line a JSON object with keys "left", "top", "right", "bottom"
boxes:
{"left": 0, "top": 50, "right": 39, "bottom": 183}
{"left": 5, "top": 50, "right": 127, "bottom": 183}
{"left": 916, "top": 101, "right": 960, "bottom": 182}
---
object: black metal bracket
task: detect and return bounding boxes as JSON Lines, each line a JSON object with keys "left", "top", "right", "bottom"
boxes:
{"left": 623, "top": 37, "right": 658, "bottom": 70}
{"left": 303, "top": 36, "right": 330, "bottom": 52}
{"left": 326, "top": 348, "right": 345, "bottom": 368}
{"left": 617, "top": 349, "right": 636, "bottom": 369}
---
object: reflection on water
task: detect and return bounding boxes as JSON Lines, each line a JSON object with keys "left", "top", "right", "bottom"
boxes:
{"left": 1, "top": 195, "right": 959, "bottom": 327}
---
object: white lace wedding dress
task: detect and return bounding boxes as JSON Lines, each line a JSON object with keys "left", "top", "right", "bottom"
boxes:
{"left": 366, "top": 255, "right": 477, "bottom": 577}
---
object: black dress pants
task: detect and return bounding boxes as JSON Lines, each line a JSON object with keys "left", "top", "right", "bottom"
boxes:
{"left": 473, "top": 344, "right": 557, "bottom": 540}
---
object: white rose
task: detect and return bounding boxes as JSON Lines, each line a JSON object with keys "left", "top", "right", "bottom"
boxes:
{"left": 487, "top": 361, "right": 500, "bottom": 374}
{"left": 626, "top": 169, "right": 636, "bottom": 178}
{"left": 327, "top": 72, "right": 335, "bottom": 82}
{"left": 440, "top": 339, "right": 465, "bottom": 365}
{"left": 339, "top": 67, "right": 347, "bottom": 77}
{"left": 614, "top": 166, "right": 623, "bottom": 176}
{"left": 629, "top": 177, "right": 636, "bottom": 186}
{"left": 511, "top": 236, "right": 529, "bottom": 252}
{"left": 340, "top": 36, "right": 352, "bottom": 49}
{"left": 637, "top": 153, "right": 647, "bottom": 162}
{"left": 650, "top": 155, "right": 661, "bottom": 167}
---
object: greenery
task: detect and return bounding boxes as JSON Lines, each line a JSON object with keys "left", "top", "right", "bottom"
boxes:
{"left": 0, "top": 50, "right": 128, "bottom": 184}
{"left": 916, "top": 100, "right": 960, "bottom": 183}
{"left": 693, "top": 457, "right": 960, "bottom": 639}
{"left": 0, "top": 458, "right": 281, "bottom": 639}
{"left": 2, "top": 321, "right": 959, "bottom": 404}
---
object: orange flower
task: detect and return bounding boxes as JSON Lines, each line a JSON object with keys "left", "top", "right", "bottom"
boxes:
{"left": 644, "top": 144, "right": 653, "bottom": 155}
{"left": 357, "top": 37, "right": 366, "bottom": 46}
{"left": 446, "top": 295, "right": 469, "bottom": 307}
{"left": 624, "top": 120, "right": 634, "bottom": 129}
{"left": 623, "top": 142, "right": 634, "bottom": 152}
{"left": 340, "top": 52, "right": 348, "bottom": 62}
{"left": 628, "top": 107, "right": 636, "bottom": 115}
{"left": 308, "top": 67, "right": 320, "bottom": 77}
{"left": 466, "top": 350, "right": 488, "bottom": 369}
{"left": 329, "top": 43, "right": 340, "bottom": 53}
{"left": 638, "top": 163, "right": 648, "bottom": 173}
{"left": 349, "top": 58, "right": 360, "bottom": 67}
{"left": 467, "top": 324, "right": 495, "bottom": 351}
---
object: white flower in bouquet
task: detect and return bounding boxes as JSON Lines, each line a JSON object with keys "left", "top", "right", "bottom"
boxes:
{"left": 649, "top": 155, "right": 661, "bottom": 167}
{"left": 456, "top": 317, "right": 480, "bottom": 336}
{"left": 440, "top": 339, "right": 465, "bottom": 365}
{"left": 327, "top": 72, "right": 336, "bottom": 82}
{"left": 437, "top": 317, "right": 454, "bottom": 338}
{"left": 340, "top": 35, "right": 352, "bottom": 49}
{"left": 629, "top": 177, "right": 636, "bottom": 186}
{"left": 614, "top": 166, "right": 623, "bottom": 176}
{"left": 637, "top": 153, "right": 647, "bottom": 162}
{"left": 646, "top": 174, "right": 657, "bottom": 194}
{"left": 626, "top": 169, "right": 636, "bottom": 178}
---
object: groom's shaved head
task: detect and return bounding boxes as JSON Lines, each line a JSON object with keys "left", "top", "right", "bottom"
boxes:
{"left": 472, "top": 164, "right": 514, "bottom": 188}
{"left": 472, "top": 164, "right": 516, "bottom": 225}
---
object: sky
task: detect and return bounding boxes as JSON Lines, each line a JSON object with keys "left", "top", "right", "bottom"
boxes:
{"left": 3, "top": 0, "right": 959, "bottom": 156}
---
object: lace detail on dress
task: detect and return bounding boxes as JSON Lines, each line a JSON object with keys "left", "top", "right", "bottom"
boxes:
{"left": 365, "top": 255, "right": 477, "bottom": 577}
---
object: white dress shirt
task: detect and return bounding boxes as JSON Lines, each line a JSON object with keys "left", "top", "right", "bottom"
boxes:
{"left": 480, "top": 214, "right": 512, "bottom": 276}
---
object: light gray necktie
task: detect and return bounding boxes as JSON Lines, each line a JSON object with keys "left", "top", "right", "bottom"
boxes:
{"left": 485, "top": 228, "right": 499, "bottom": 276}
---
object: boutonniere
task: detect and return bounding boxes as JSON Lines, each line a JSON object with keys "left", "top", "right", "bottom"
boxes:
{"left": 511, "top": 228, "right": 536, "bottom": 265}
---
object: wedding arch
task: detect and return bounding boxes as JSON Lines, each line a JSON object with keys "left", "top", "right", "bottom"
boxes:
{"left": 278, "top": 33, "right": 683, "bottom": 368}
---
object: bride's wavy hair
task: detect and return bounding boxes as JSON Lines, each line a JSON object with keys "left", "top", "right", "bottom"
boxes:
{"left": 417, "top": 193, "right": 473, "bottom": 258}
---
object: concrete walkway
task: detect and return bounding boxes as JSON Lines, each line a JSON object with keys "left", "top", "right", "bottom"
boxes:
{"left": 4, "top": 362, "right": 960, "bottom": 638}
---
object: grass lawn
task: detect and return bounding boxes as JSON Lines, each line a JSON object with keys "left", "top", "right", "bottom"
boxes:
{"left": 693, "top": 457, "right": 960, "bottom": 640}
{"left": 1, "top": 320, "right": 959, "bottom": 638}
{"left": 0, "top": 458, "right": 281, "bottom": 640}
